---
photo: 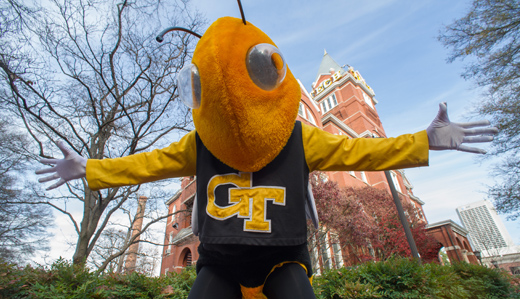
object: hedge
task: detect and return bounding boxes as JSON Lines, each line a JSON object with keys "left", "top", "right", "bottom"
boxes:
{"left": 1, "top": 257, "right": 519, "bottom": 298}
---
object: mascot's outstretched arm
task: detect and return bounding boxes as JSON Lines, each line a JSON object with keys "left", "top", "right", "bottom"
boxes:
{"left": 34, "top": 103, "right": 497, "bottom": 191}
{"left": 36, "top": 130, "right": 197, "bottom": 191}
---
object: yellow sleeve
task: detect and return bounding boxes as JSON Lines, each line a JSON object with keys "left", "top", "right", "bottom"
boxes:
{"left": 86, "top": 130, "right": 197, "bottom": 191}
{"left": 302, "top": 123, "right": 429, "bottom": 172}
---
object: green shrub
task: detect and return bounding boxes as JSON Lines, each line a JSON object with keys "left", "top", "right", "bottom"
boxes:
{"left": 2, "top": 257, "right": 519, "bottom": 299}
{"left": 312, "top": 257, "right": 519, "bottom": 299}
{"left": 0, "top": 259, "right": 197, "bottom": 299}
{"left": 160, "top": 267, "right": 197, "bottom": 299}
{"left": 356, "top": 257, "right": 429, "bottom": 298}
{"left": 0, "top": 260, "right": 26, "bottom": 298}
{"left": 313, "top": 267, "right": 382, "bottom": 299}
{"left": 451, "top": 262, "right": 520, "bottom": 299}
{"left": 423, "top": 262, "right": 470, "bottom": 298}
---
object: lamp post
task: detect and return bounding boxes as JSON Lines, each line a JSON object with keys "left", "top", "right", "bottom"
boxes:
{"left": 384, "top": 171, "right": 420, "bottom": 262}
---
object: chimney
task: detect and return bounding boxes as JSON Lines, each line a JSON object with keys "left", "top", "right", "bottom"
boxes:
{"left": 124, "top": 196, "right": 147, "bottom": 273}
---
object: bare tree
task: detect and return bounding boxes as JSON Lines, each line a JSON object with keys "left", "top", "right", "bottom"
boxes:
{"left": 88, "top": 227, "right": 127, "bottom": 272}
{"left": 0, "top": 119, "right": 53, "bottom": 263}
{"left": 438, "top": 0, "right": 520, "bottom": 219}
{"left": 0, "top": 0, "right": 204, "bottom": 265}
{"left": 88, "top": 195, "right": 187, "bottom": 274}
{"left": 0, "top": 0, "right": 39, "bottom": 38}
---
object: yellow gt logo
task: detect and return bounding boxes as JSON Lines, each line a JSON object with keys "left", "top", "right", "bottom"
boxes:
{"left": 206, "top": 172, "right": 286, "bottom": 233}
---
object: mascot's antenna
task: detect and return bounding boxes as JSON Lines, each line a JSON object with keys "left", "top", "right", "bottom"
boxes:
{"left": 237, "top": 0, "right": 246, "bottom": 25}
{"left": 156, "top": 27, "right": 202, "bottom": 42}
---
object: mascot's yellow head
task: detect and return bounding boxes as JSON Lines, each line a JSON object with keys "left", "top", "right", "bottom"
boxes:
{"left": 158, "top": 14, "right": 301, "bottom": 172}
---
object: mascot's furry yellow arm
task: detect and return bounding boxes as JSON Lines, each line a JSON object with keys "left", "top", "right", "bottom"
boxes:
{"left": 35, "top": 2, "right": 498, "bottom": 298}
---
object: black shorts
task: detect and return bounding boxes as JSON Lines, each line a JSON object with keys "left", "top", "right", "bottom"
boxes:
{"left": 196, "top": 242, "right": 313, "bottom": 288}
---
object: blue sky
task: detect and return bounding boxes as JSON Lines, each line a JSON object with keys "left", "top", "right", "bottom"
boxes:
{"left": 186, "top": 0, "right": 519, "bottom": 243}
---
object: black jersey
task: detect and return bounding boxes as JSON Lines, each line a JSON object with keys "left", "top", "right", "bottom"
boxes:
{"left": 195, "top": 121, "right": 309, "bottom": 246}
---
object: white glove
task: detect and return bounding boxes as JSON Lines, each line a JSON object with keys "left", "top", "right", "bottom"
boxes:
{"left": 426, "top": 102, "right": 498, "bottom": 154}
{"left": 35, "top": 141, "right": 87, "bottom": 190}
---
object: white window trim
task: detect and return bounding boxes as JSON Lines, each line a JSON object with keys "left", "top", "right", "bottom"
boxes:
{"left": 332, "top": 239, "right": 344, "bottom": 268}
{"left": 331, "top": 93, "right": 338, "bottom": 106}
{"left": 167, "top": 232, "right": 173, "bottom": 254}
{"left": 298, "top": 102, "right": 306, "bottom": 118}
{"left": 320, "top": 93, "right": 338, "bottom": 113}
{"left": 306, "top": 108, "right": 316, "bottom": 125}
{"left": 171, "top": 205, "right": 177, "bottom": 223}
{"left": 390, "top": 171, "right": 402, "bottom": 193}
{"left": 360, "top": 171, "right": 368, "bottom": 184}
{"left": 363, "top": 92, "right": 374, "bottom": 109}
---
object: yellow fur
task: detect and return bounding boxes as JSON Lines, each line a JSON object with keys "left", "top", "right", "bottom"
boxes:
{"left": 192, "top": 17, "right": 301, "bottom": 172}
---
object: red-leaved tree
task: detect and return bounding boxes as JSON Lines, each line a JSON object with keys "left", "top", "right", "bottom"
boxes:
{"left": 309, "top": 172, "right": 441, "bottom": 269}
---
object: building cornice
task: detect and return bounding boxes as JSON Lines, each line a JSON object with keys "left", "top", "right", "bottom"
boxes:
{"left": 183, "top": 193, "right": 196, "bottom": 206}
{"left": 427, "top": 219, "right": 468, "bottom": 236}
{"left": 165, "top": 178, "right": 196, "bottom": 206}
{"left": 408, "top": 193, "right": 425, "bottom": 205}
{"left": 321, "top": 114, "right": 359, "bottom": 137}
{"left": 313, "top": 71, "right": 375, "bottom": 103}
{"left": 165, "top": 189, "right": 181, "bottom": 205}
{"left": 171, "top": 227, "right": 194, "bottom": 245}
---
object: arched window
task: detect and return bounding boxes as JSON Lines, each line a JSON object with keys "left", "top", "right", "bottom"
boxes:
{"left": 182, "top": 249, "right": 192, "bottom": 267}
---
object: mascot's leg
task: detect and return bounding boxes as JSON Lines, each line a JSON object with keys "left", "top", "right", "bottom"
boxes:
{"left": 262, "top": 263, "right": 316, "bottom": 299}
{"left": 187, "top": 266, "right": 242, "bottom": 299}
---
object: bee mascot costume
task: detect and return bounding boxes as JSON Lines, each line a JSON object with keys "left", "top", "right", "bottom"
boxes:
{"left": 36, "top": 1, "right": 498, "bottom": 298}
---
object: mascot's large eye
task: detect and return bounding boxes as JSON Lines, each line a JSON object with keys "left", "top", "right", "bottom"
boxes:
{"left": 246, "top": 43, "right": 287, "bottom": 91}
{"left": 177, "top": 63, "right": 202, "bottom": 109}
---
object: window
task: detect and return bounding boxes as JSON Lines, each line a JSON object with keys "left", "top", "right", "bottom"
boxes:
{"left": 320, "top": 93, "right": 338, "bottom": 113}
{"left": 363, "top": 92, "right": 374, "bottom": 109}
{"left": 390, "top": 171, "right": 402, "bottom": 193}
{"left": 360, "top": 171, "right": 368, "bottom": 183}
{"left": 331, "top": 93, "right": 338, "bottom": 106}
{"left": 319, "top": 233, "right": 332, "bottom": 270}
{"left": 171, "top": 205, "right": 177, "bottom": 223}
{"left": 167, "top": 232, "right": 173, "bottom": 254}
{"left": 332, "top": 243, "right": 344, "bottom": 268}
{"left": 309, "top": 235, "right": 321, "bottom": 275}
{"left": 298, "top": 102, "right": 305, "bottom": 118}
{"left": 306, "top": 108, "right": 316, "bottom": 125}
{"left": 183, "top": 250, "right": 192, "bottom": 267}
{"left": 321, "top": 100, "right": 329, "bottom": 113}
{"left": 326, "top": 97, "right": 333, "bottom": 110}
{"left": 298, "top": 102, "right": 317, "bottom": 126}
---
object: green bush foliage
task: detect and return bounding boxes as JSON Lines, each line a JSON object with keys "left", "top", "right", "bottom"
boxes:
{"left": 0, "top": 258, "right": 196, "bottom": 299}
{"left": 1, "top": 257, "right": 518, "bottom": 298}
{"left": 313, "top": 257, "right": 520, "bottom": 299}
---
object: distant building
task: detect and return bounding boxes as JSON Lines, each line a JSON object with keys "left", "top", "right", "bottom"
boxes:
{"left": 160, "top": 51, "right": 477, "bottom": 275}
{"left": 457, "top": 200, "right": 515, "bottom": 256}
{"left": 456, "top": 200, "right": 520, "bottom": 273}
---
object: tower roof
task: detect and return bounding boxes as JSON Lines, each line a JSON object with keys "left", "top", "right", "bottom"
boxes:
{"left": 315, "top": 49, "right": 344, "bottom": 80}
